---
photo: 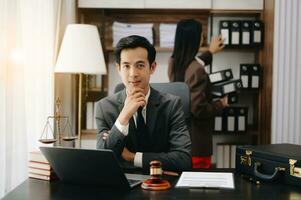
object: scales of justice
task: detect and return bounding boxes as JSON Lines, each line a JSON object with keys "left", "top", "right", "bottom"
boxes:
{"left": 39, "top": 98, "right": 77, "bottom": 145}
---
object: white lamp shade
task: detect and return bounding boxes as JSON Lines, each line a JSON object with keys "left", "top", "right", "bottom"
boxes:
{"left": 55, "top": 24, "right": 107, "bottom": 74}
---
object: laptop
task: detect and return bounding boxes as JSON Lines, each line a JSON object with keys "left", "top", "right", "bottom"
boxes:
{"left": 39, "top": 146, "right": 149, "bottom": 190}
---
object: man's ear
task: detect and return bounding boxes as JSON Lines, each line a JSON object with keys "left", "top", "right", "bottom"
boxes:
{"left": 116, "top": 63, "right": 121, "bottom": 73}
{"left": 150, "top": 62, "right": 157, "bottom": 75}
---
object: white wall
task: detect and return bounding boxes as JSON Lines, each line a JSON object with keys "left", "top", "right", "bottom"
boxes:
{"left": 272, "top": 0, "right": 301, "bottom": 144}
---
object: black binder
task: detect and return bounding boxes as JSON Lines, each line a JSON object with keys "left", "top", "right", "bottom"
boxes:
{"left": 230, "top": 21, "right": 241, "bottom": 47}
{"left": 236, "top": 107, "right": 248, "bottom": 132}
{"left": 251, "top": 20, "right": 264, "bottom": 47}
{"left": 214, "top": 112, "right": 223, "bottom": 132}
{"left": 224, "top": 107, "right": 236, "bottom": 132}
{"left": 240, "top": 64, "right": 250, "bottom": 88}
{"left": 241, "top": 21, "right": 252, "bottom": 47}
{"left": 220, "top": 21, "right": 230, "bottom": 46}
{"left": 209, "top": 69, "right": 233, "bottom": 84}
{"left": 212, "top": 79, "right": 242, "bottom": 96}
{"left": 250, "top": 64, "right": 260, "bottom": 89}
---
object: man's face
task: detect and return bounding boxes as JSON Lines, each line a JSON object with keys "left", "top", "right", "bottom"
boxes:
{"left": 116, "top": 47, "right": 156, "bottom": 95}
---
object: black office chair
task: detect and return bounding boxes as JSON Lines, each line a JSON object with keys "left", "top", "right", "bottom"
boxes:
{"left": 114, "top": 82, "right": 191, "bottom": 125}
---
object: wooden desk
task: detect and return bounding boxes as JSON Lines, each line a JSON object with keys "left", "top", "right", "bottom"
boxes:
{"left": 2, "top": 172, "right": 301, "bottom": 200}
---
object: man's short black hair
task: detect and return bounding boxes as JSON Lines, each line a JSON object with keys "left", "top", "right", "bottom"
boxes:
{"left": 114, "top": 35, "right": 156, "bottom": 65}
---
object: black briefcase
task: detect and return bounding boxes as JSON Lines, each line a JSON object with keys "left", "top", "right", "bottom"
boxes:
{"left": 236, "top": 143, "right": 301, "bottom": 187}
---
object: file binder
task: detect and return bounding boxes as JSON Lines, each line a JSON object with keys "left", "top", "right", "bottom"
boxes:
{"left": 212, "top": 79, "right": 242, "bottom": 96}
{"left": 209, "top": 69, "right": 233, "bottom": 84}
{"left": 220, "top": 21, "right": 230, "bottom": 46}
{"left": 230, "top": 21, "right": 241, "bottom": 47}
{"left": 214, "top": 113, "right": 223, "bottom": 132}
{"left": 236, "top": 107, "right": 248, "bottom": 132}
{"left": 240, "top": 64, "right": 250, "bottom": 88}
{"left": 250, "top": 64, "right": 260, "bottom": 89}
{"left": 241, "top": 21, "right": 252, "bottom": 46}
{"left": 251, "top": 21, "right": 264, "bottom": 47}
{"left": 224, "top": 107, "right": 235, "bottom": 132}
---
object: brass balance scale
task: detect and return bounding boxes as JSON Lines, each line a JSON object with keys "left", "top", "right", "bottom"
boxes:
{"left": 39, "top": 98, "right": 77, "bottom": 145}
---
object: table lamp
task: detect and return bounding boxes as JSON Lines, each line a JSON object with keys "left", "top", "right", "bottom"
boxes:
{"left": 55, "top": 24, "right": 107, "bottom": 147}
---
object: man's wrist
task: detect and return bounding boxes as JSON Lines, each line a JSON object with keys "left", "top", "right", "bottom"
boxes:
{"left": 118, "top": 113, "right": 130, "bottom": 125}
{"left": 130, "top": 152, "right": 136, "bottom": 162}
{"left": 115, "top": 119, "right": 129, "bottom": 136}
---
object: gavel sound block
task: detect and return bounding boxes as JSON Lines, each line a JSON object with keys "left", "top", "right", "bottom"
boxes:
{"left": 141, "top": 160, "right": 171, "bottom": 190}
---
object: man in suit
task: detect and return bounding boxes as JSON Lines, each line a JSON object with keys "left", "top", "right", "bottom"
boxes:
{"left": 95, "top": 35, "right": 191, "bottom": 172}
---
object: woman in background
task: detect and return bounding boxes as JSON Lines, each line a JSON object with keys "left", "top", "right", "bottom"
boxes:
{"left": 168, "top": 19, "right": 228, "bottom": 168}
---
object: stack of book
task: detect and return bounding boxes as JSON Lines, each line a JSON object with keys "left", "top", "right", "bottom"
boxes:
{"left": 28, "top": 151, "right": 57, "bottom": 181}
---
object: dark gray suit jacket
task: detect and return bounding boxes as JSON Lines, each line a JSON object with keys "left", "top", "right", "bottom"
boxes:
{"left": 95, "top": 87, "right": 191, "bottom": 172}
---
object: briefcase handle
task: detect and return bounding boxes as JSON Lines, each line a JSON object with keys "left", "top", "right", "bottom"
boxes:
{"left": 253, "top": 162, "right": 285, "bottom": 181}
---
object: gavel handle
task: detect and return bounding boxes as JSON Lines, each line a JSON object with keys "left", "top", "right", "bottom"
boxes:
{"left": 163, "top": 171, "right": 179, "bottom": 176}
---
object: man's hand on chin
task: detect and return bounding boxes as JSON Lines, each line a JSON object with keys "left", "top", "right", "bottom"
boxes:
{"left": 122, "top": 147, "right": 135, "bottom": 162}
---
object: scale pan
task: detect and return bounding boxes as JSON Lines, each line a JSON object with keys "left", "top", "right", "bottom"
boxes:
{"left": 62, "top": 136, "right": 77, "bottom": 141}
{"left": 39, "top": 139, "right": 57, "bottom": 144}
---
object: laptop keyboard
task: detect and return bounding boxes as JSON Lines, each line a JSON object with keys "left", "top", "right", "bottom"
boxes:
{"left": 125, "top": 173, "right": 150, "bottom": 187}
{"left": 128, "top": 179, "right": 141, "bottom": 185}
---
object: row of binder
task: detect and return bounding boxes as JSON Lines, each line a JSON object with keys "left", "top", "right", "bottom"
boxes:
{"left": 214, "top": 107, "right": 248, "bottom": 133}
{"left": 240, "top": 64, "right": 261, "bottom": 89}
{"left": 220, "top": 20, "right": 264, "bottom": 48}
{"left": 209, "top": 68, "right": 240, "bottom": 104}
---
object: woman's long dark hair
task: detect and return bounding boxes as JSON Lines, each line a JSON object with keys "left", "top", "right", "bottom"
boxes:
{"left": 171, "top": 19, "right": 202, "bottom": 81}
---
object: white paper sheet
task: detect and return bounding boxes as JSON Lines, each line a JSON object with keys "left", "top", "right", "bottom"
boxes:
{"left": 176, "top": 172, "right": 234, "bottom": 189}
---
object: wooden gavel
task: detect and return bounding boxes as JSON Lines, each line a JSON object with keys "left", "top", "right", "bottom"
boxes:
{"left": 141, "top": 160, "right": 171, "bottom": 190}
{"left": 149, "top": 160, "right": 163, "bottom": 183}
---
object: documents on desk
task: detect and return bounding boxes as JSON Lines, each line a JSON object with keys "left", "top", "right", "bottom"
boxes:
{"left": 176, "top": 172, "right": 235, "bottom": 189}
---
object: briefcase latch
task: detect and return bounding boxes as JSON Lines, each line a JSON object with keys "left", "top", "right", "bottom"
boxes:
{"left": 289, "top": 159, "right": 301, "bottom": 178}
{"left": 241, "top": 150, "right": 252, "bottom": 167}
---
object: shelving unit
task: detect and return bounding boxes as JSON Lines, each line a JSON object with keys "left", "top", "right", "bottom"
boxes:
{"left": 77, "top": 0, "right": 274, "bottom": 156}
